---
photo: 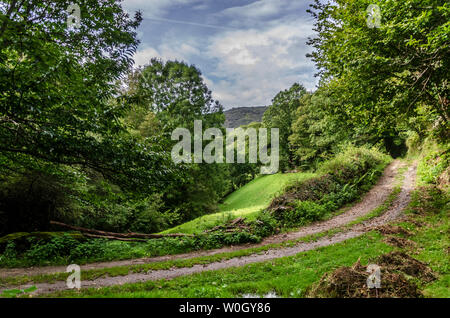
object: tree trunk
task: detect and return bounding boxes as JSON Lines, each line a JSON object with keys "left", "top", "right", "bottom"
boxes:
{"left": 49, "top": 221, "right": 193, "bottom": 240}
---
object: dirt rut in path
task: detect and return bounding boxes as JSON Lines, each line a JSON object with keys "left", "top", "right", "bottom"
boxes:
{"left": 0, "top": 162, "right": 416, "bottom": 295}
{"left": 0, "top": 161, "right": 405, "bottom": 280}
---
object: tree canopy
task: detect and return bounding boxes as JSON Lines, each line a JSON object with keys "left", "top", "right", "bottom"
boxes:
{"left": 263, "top": 83, "right": 307, "bottom": 171}
{"left": 122, "top": 59, "right": 229, "bottom": 220}
{"left": 307, "top": 0, "right": 449, "bottom": 152}
{"left": 0, "top": 0, "right": 175, "bottom": 192}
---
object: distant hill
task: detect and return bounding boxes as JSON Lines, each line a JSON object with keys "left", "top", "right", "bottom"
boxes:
{"left": 224, "top": 106, "right": 268, "bottom": 128}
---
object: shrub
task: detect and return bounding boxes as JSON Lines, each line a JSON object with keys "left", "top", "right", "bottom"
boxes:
{"left": 0, "top": 242, "right": 17, "bottom": 265}
{"left": 318, "top": 146, "right": 389, "bottom": 183}
{"left": 24, "top": 234, "right": 81, "bottom": 264}
{"left": 267, "top": 146, "right": 390, "bottom": 227}
{"left": 273, "top": 201, "right": 329, "bottom": 227}
{"left": 252, "top": 211, "right": 279, "bottom": 237}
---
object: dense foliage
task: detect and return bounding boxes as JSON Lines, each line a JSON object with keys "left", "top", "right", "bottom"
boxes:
{"left": 0, "top": 0, "right": 448, "bottom": 255}
{"left": 0, "top": 1, "right": 176, "bottom": 191}
{"left": 0, "top": 146, "right": 389, "bottom": 266}
{"left": 262, "top": 83, "right": 307, "bottom": 171}
{"left": 263, "top": 147, "right": 390, "bottom": 228}
{"left": 0, "top": 2, "right": 230, "bottom": 234}
{"left": 306, "top": 0, "right": 449, "bottom": 153}
{"left": 122, "top": 59, "right": 231, "bottom": 223}
{"left": 0, "top": 1, "right": 183, "bottom": 234}
{"left": 289, "top": 88, "right": 351, "bottom": 169}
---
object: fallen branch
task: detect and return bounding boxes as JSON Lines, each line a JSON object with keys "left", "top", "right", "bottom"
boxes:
{"left": 82, "top": 233, "right": 148, "bottom": 242}
{"left": 49, "top": 221, "right": 193, "bottom": 240}
{"left": 203, "top": 217, "right": 251, "bottom": 234}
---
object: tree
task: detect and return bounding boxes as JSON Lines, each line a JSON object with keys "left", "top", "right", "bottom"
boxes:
{"left": 226, "top": 121, "right": 261, "bottom": 191}
{"left": 263, "top": 83, "right": 306, "bottom": 171}
{"left": 0, "top": 0, "right": 175, "bottom": 193}
{"left": 124, "top": 59, "right": 230, "bottom": 220}
{"left": 289, "top": 89, "right": 351, "bottom": 169}
{"left": 125, "top": 58, "right": 224, "bottom": 134}
{"left": 307, "top": 0, "right": 449, "bottom": 151}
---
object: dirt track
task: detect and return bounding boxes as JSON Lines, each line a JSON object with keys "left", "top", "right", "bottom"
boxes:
{"left": 0, "top": 161, "right": 417, "bottom": 295}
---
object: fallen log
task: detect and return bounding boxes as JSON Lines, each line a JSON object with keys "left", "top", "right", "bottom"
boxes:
{"left": 49, "top": 221, "right": 193, "bottom": 239}
{"left": 230, "top": 217, "right": 245, "bottom": 225}
{"left": 202, "top": 217, "right": 251, "bottom": 234}
{"left": 82, "top": 233, "right": 148, "bottom": 242}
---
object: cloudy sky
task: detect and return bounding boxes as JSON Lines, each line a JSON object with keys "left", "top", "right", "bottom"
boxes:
{"left": 122, "top": 0, "right": 318, "bottom": 109}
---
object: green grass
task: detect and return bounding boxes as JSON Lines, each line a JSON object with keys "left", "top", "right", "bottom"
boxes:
{"left": 407, "top": 210, "right": 449, "bottom": 297}
{"left": 405, "top": 191, "right": 449, "bottom": 298}
{"left": 40, "top": 232, "right": 392, "bottom": 298}
{"left": 4, "top": 156, "right": 448, "bottom": 298}
{"left": 37, "top": 197, "right": 449, "bottom": 298}
{"left": 31, "top": 154, "right": 450, "bottom": 299}
{"left": 161, "top": 172, "right": 315, "bottom": 234}
{"left": 0, "top": 174, "right": 405, "bottom": 290}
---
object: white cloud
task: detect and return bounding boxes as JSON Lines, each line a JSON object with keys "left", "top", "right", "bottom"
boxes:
{"left": 219, "top": 0, "right": 309, "bottom": 23}
{"left": 206, "top": 19, "right": 317, "bottom": 107}
{"left": 191, "top": 3, "right": 210, "bottom": 11}
{"left": 134, "top": 47, "right": 181, "bottom": 66}
{"left": 126, "top": 0, "right": 319, "bottom": 108}
{"left": 133, "top": 47, "right": 160, "bottom": 66}
{"left": 220, "top": 0, "right": 283, "bottom": 19}
{"left": 122, "top": 0, "right": 202, "bottom": 17}
{"left": 179, "top": 43, "right": 200, "bottom": 56}
{"left": 133, "top": 41, "right": 201, "bottom": 67}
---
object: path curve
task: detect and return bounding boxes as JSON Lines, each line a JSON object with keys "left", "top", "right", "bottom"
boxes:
{"left": 0, "top": 161, "right": 417, "bottom": 295}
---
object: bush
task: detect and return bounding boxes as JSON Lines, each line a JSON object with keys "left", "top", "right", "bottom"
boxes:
{"left": 0, "top": 229, "right": 263, "bottom": 267}
{"left": 273, "top": 201, "right": 329, "bottom": 227}
{"left": 0, "top": 242, "right": 17, "bottom": 265}
{"left": 267, "top": 146, "right": 390, "bottom": 227}
{"left": 417, "top": 149, "right": 449, "bottom": 186}
{"left": 24, "top": 234, "right": 80, "bottom": 263}
{"left": 0, "top": 232, "right": 85, "bottom": 254}
{"left": 252, "top": 211, "right": 279, "bottom": 238}
{"left": 318, "top": 146, "right": 389, "bottom": 183}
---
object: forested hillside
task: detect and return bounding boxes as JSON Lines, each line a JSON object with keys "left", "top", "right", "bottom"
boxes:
{"left": 224, "top": 106, "right": 268, "bottom": 128}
